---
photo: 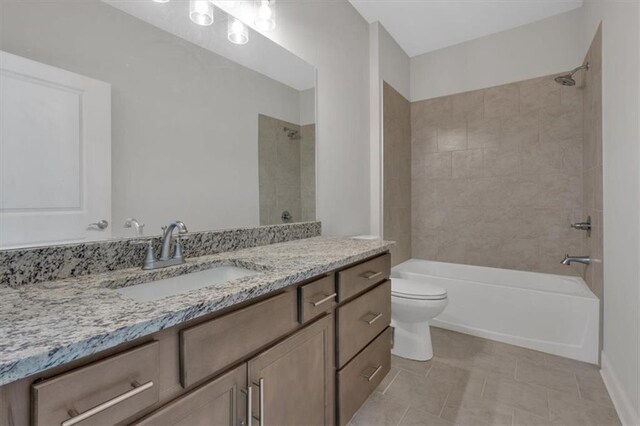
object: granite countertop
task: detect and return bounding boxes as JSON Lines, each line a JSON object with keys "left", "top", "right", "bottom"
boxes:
{"left": 0, "top": 236, "right": 394, "bottom": 386}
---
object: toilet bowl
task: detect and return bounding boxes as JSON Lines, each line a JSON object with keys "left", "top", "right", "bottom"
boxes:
{"left": 391, "top": 278, "right": 448, "bottom": 361}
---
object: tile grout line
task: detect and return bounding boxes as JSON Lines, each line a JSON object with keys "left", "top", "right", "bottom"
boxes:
{"left": 480, "top": 374, "right": 488, "bottom": 398}
{"left": 382, "top": 370, "right": 401, "bottom": 395}
{"left": 573, "top": 372, "right": 583, "bottom": 400}
{"left": 395, "top": 405, "right": 411, "bottom": 426}
{"left": 437, "top": 388, "right": 453, "bottom": 419}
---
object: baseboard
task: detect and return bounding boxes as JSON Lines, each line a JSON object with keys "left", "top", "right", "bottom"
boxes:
{"left": 601, "top": 351, "right": 640, "bottom": 426}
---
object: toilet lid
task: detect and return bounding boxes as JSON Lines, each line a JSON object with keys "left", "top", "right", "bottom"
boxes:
{"left": 391, "top": 278, "right": 447, "bottom": 300}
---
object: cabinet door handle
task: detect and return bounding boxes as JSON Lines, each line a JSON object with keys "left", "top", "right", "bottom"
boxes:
{"left": 310, "top": 293, "right": 337, "bottom": 307}
{"left": 61, "top": 380, "right": 153, "bottom": 426}
{"left": 252, "top": 378, "right": 264, "bottom": 426}
{"left": 362, "top": 312, "right": 383, "bottom": 325}
{"left": 360, "top": 271, "right": 382, "bottom": 280}
{"left": 241, "top": 386, "right": 252, "bottom": 426}
{"left": 362, "top": 365, "right": 383, "bottom": 382}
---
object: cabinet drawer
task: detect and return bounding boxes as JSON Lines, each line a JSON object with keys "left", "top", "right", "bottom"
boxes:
{"left": 337, "top": 253, "right": 390, "bottom": 302}
{"left": 337, "top": 328, "right": 392, "bottom": 426}
{"left": 32, "top": 341, "right": 159, "bottom": 426}
{"left": 336, "top": 280, "right": 391, "bottom": 367}
{"left": 180, "top": 290, "right": 297, "bottom": 388}
{"left": 298, "top": 275, "right": 336, "bottom": 323}
{"left": 132, "top": 364, "right": 247, "bottom": 426}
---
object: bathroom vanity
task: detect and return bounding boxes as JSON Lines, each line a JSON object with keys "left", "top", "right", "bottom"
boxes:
{"left": 0, "top": 237, "right": 393, "bottom": 426}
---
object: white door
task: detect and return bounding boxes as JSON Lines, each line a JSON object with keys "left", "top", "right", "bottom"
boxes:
{"left": 0, "top": 51, "right": 111, "bottom": 248}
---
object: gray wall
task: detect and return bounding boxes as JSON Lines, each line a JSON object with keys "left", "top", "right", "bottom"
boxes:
{"left": 1, "top": 0, "right": 306, "bottom": 236}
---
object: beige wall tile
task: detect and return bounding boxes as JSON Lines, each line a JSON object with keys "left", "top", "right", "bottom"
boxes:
{"left": 437, "top": 120, "right": 467, "bottom": 151}
{"left": 468, "top": 118, "right": 501, "bottom": 149}
{"left": 452, "top": 149, "right": 484, "bottom": 178}
{"left": 484, "top": 83, "right": 520, "bottom": 118}
{"left": 424, "top": 152, "right": 453, "bottom": 179}
{"left": 483, "top": 148, "right": 520, "bottom": 177}
{"left": 408, "top": 72, "right": 591, "bottom": 276}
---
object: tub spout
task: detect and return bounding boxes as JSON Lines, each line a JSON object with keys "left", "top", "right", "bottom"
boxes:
{"left": 561, "top": 255, "right": 590, "bottom": 265}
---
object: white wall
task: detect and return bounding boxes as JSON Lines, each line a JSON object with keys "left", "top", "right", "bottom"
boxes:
{"left": 369, "top": 22, "right": 410, "bottom": 237}
{"left": 258, "top": 0, "right": 371, "bottom": 236}
{"left": 1, "top": 1, "right": 309, "bottom": 237}
{"left": 299, "top": 88, "right": 316, "bottom": 126}
{"left": 410, "top": 8, "right": 585, "bottom": 101}
{"left": 581, "top": 2, "right": 640, "bottom": 425}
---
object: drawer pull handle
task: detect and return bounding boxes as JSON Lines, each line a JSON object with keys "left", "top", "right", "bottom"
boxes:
{"left": 362, "top": 312, "right": 383, "bottom": 325}
{"left": 362, "top": 365, "right": 383, "bottom": 382}
{"left": 241, "top": 386, "right": 253, "bottom": 426}
{"left": 61, "top": 380, "right": 154, "bottom": 426}
{"left": 361, "top": 271, "right": 382, "bottom": 280}
{"left": 310, "top": 293, "right": 337, "bottom": 307}
{"left": 252, "top": 378, "right": 264, "bottom": 426}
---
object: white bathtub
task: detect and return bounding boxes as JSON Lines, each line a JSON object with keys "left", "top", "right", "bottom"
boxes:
{"left": 392, "top": 259, "right": 600, "bottom": 364}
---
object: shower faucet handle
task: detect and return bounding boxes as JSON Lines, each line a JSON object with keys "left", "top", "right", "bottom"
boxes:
{"left": 570, "top": 216, "right": 591, "bottom": 237}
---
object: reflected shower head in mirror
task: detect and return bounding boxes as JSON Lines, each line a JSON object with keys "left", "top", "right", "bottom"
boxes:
{"left": 283, "top": 127, "right": 301, "bottom": 140}
{"left": 554, "top": 62, "right": 589, "bottom": 86}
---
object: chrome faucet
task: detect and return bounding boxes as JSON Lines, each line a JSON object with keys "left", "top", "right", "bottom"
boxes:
{"left": 140, "top": 220, "right": 189, "bottom": 270}
{"left": 561, "top": 255, "right": 590, "bottom": 266}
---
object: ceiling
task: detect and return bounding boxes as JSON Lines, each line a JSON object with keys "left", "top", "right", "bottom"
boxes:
{"left": 349, "top": 0, "right": 583, "bottom": 57}
{"left": 102, "top": 1, "right": 315, "bottom": 90}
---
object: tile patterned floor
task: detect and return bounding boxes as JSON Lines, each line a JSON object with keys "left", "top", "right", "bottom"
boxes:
{"left": 349, "top": 327, "right": 620, "bottom": 426}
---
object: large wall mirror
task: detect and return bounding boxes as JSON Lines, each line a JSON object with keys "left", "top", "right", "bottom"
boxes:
{"left": 0, "top": 0, "right": 316, "bottom": 249}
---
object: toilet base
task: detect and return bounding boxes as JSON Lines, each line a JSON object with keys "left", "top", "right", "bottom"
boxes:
{"left": 391, "top": 320, "right": 433, "bottom": 361}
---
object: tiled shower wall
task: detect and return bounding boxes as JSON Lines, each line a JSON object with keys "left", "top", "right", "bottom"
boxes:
{"left": 258, "top": 114, "right": 315, "bottom": 225}
{"left": 383, "top": 83, "right": 412, "bottom": 266}
{"left": 582, "top": 26, "right": 603, "bottom": 299}
{"left": 411, "top": 74, "right": 587, "bottom": 276}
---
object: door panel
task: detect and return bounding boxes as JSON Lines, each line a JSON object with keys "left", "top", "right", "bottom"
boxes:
{"left": 248, "top": 315, "right": 333, "bottom": 426}
{"left": 0, "top": 50, "right": 111, "bottom": 248}
{"left": 133, "top": 364, "right": 247, "bottom": 426}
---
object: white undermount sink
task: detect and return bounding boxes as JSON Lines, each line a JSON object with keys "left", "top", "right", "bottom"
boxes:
{"left": 115, "top": 266, "right": 260, "bottom": 303}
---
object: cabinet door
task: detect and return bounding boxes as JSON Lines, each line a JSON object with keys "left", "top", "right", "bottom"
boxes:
{"left": 248, "top": 315, "right": 334, "bottom": 426}
{"left": 133, "top": 364, "right": 247, "bottom": 426}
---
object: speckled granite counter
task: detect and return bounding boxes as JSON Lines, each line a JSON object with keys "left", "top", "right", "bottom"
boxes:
{"left": 0, "top": 236, "right": 393, "bottom": 386}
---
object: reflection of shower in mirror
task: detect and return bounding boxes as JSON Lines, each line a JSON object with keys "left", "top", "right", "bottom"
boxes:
{"left": 283, "top": 127, "right": 301, "bottom": 140}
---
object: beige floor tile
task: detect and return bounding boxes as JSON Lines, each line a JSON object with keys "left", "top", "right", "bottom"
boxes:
{"left": 547, "top": 389, "right": 621, "bottom": 426}
{"left": 491, "top": 342, "right": 547, "bottom": 366}
{"left": 513, "top": 408, "right": 558, "bottom": 426}
{"left": 385, "top": 364, "right": 462, "bottom": 416}
{"left": 438, "top": 351, "right": 516, "bottom": 378}
{"left": 377, "top": 367, "right": 401, "bottom": 394}
{"left": 350, "top": 392, "right": 409, "bottom": 426}
{"left": 515, "top": 360, "right": 579, "bottom": 395}
{"left": 440, "top": 395, "right": 514, "bottom": 426}
{"left": 543, "top": 354, "right": 599, "bottom": 375}
{"left": 481, "top": 374, "right": 549, "bottom": 418}
{"left": 400, "top": 407, "right": 455, "bottom": 426}
{"left": 392, "top": 355, "right": 433, "bottom": 376}
{"left": 575, "top": 370, "right": 614, "bottom": 407}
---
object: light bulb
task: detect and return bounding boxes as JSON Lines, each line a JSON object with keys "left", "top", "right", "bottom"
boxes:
{"left": 228, "top": 17, "right": 249, "bottom": 45}
{"left": 190, "top": 0, "right": 214, "bottom": 26}
{"left": 254, "top": 0, "right": 275, "bottom": 31}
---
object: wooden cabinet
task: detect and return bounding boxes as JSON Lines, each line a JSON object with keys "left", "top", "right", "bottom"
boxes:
{"left": 133, "top": 365, "right": 247, "bottom": 426}
{"left": 180, "top": 291, "right": 297, "bottom": 388}
{"left": 31, "top": 342, "right": 159, "bottom": 426}
{"left": 248, "top": 315, "right": 334, "bottom": 426}
{"left": 1, "top": 252, "right": 390, "bottom": 426}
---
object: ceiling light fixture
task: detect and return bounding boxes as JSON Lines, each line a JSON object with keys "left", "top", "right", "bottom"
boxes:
{"left": 228, "top": 17, "right": 249, "bottom": 44}
{"left": 152, "top": 0, "right": 170, "bottom": 3}
{"left": 190, "top": 0, "right": 214, "bottom": 26}
{"left": 254, "top": 0, "right": 275, "bottom": 31}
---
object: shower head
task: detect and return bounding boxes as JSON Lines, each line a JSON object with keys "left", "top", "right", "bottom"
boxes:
{"left": 554, "top": 74, "right": 577, "bottom": 86}
{"left": 283, "top": 127, "right": 301, "bottom": 140}
{"left": 554, "top": 63, "right": 589, "bottom": 86}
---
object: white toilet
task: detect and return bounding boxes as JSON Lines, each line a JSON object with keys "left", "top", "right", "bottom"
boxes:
{"left": 391, "top": 278, "right": 448, "bottom": 361}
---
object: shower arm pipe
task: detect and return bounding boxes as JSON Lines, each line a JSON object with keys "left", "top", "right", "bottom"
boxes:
{"left": 568, "top": 63, "right": 589, "bottom": 76}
